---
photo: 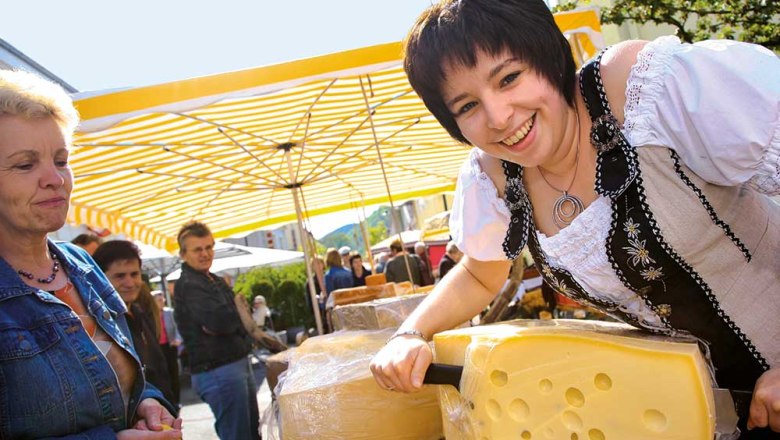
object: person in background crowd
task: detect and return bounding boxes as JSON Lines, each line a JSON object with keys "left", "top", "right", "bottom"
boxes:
{"left": 136, "top": 280, "right": 162, "bottom": 337}
{"left": 93, "top": 240, "right": 178, "bottom": 412}
{"left": 235, "top": 293, "right": 287, "bottom": 354}
{"left": 437, "top": 240, "right": 463, "bottom": 280}
{"left": 70, "top": 232, "right": 102, "bottom": 255}
{"left": 371, "top": 0, "right": 780, "bottom": 436}
{"left": 375, "top": 252, "right": 390, "bottom": 274}
{"left": 414, "top": 241, "right": 434, "bottom": 286}
{"left": 383, "top": 239, "right": 423, "bottom": 285}
{"left": 173, "top": 221, "right": 260, "bottom": 440}
{"left": 153, "top": 290, "right": 183, "bottom": 408}
{"left": 325, "top": 247, "right": 354, "bottom": 293}
{"left": 0, "top": 69, "right": 180, "bottom": 438}
{"left": 252, "top": 294, "right": 271, "bottom": 329}
{"left": 349, "top": 252, "right": 369, "bottom": 286}
{"left": 338, "top": 245, "right": 352, "bottom": 267}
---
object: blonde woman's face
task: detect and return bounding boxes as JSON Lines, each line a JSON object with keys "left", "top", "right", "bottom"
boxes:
{"left": 0, "top": 116, "right": 72, "bottom": 238}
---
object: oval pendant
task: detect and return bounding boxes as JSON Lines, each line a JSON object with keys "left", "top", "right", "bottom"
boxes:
{"left": 553, "top": 192, "right": 584, "bottom": 229}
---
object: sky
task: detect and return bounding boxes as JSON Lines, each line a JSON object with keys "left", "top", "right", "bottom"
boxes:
{"left": 3, "top": 1, "right": 433, "bottom": 92}
{"left": 2, "top": 0, "right": 433, "bottom": 238}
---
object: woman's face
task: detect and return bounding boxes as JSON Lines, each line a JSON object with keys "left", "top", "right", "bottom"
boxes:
{"left": 351, "top": 257, "right": 363, "bottom": 273}
{"left": 0, "top": 116, "right": 72, "bottom": 237}
{"left": 441, "top": 49, "right": 571, "bottom": 168}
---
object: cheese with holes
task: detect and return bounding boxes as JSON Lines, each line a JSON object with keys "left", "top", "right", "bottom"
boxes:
{"left": 278, "top": 329, "right": 442, "bottom": 439}
{"left": 433, "top": 320, "right": 715, "bottom": 440}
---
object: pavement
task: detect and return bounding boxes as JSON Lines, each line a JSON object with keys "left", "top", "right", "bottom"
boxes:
{"left": 179, "top": 358, "right": 277, "bottom": 439}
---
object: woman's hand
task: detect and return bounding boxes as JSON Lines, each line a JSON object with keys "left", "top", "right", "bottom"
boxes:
{"left": 133, "top": 398, "right": 183, "bottom": 433}
{"left": 748, "top": 368, "right": 780, "bottom": 432}
{"left": 370, "top": 334, "right": 432, "bottom": 393}
{"left": 117, "top": 428, "right": 182, "bottom": 439}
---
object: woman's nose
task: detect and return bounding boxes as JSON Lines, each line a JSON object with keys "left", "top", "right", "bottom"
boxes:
{"left": 484, "top": 98, "right": 512, "bottom": 131}
{"left": 39, "top": 162, "right": 65, "bottom": 188}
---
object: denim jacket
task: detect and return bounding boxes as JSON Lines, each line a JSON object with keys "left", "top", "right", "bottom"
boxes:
{"left": 0, "top": 241, "right": 172, "bottom": 439}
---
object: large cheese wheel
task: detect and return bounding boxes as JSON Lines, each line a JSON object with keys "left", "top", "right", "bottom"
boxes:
{"left": 433, "top": 320, "right": 716, "bottom": 440}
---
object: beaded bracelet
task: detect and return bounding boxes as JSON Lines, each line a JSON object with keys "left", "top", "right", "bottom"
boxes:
{"left": 387, "top": 329, "right": 427, "bottom": 344}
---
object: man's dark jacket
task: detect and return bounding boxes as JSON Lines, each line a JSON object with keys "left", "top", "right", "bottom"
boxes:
{"left": 173, "top": 263, "right": 251, "bottom": 374}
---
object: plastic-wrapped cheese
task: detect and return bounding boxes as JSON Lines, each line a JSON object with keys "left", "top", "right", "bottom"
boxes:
{"left": 278, "top": 329, "right": 442, "bottom": 439}
{"left": 433, "top": 320, "right": 716, "bottom": 440}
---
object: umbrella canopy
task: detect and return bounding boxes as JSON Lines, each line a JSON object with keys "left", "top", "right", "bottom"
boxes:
{"left": 140, "top": 240, "right": 303, "bottom": 281}
{"left": 69, "top": 9, "right": 603, "bottom": 253}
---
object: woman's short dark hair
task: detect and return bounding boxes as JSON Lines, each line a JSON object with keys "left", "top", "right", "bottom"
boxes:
{"left": 348, "top": 253, "right": 363, "bottom": 266}
{"left": 404, "top": 0, "right": 576, "bottom": 144}
{"left": 92, "top": 240, "right": 142, "bottom": 272}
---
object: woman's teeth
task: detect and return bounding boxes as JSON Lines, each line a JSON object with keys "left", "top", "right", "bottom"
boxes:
{"left": 502, "top": 114, "right": 536, "bottom": 146}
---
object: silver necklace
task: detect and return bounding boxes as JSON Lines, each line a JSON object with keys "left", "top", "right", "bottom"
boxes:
{"left": 538, "top": 109, "right": 584, "bottom": 229}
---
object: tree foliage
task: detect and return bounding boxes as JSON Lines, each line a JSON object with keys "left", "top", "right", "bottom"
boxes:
{"left": 556, "top": 0, "right": 779, "bottom": 50}
{"left": 233, "top": 262, "right": 315, "bottom": 331}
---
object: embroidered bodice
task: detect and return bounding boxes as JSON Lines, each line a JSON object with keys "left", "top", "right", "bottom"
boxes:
{"left": 448, "top": 36, "right": 780, "bottom": 395}
{"left": 451, "top": 36, "right": 780, "bottom": 263}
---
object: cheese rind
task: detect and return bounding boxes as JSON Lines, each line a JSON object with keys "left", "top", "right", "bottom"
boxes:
{"left": 433, "top": 320, "right": 715, "bottom": 440}
{"left": 278, "top": 329, "right": 443, "bottom": 439}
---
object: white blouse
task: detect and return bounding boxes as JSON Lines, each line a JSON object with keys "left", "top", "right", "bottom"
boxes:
{"left": 450, "top": 36, "right": 780, "bottom": 313}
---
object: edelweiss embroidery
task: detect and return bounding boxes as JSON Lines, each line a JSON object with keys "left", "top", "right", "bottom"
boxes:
{"left": 621, "top": 217, "right": 665, "bottom": 284}
{"left": 624, "top": 238, "right": 654, "bottom": 266}
{"left": 640, "top": 267, "right": 664, "bottom": 281}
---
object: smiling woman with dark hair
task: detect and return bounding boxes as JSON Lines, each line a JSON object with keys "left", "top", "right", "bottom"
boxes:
{"left": 371, "top": 0, "right": 780, "bottom": 435}
{"left": 0, "top": 70, "right": 181, "bottom": 439}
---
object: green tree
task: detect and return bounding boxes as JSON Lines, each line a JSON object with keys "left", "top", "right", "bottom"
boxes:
{"left": 368, "top": 222, "right": 388, "bottom": 246}
{"left": 269, "top": 279, "right": 314, "bottom": 330}
{"left": 250, "top": 280, "right": 275, "bottom": 303}
{"left": 556, "top": 0, "right": 779, "bottom": 50}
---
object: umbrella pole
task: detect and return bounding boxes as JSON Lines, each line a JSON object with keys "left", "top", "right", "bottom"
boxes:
{"left": 282, "top": 145, "right": 324, "bottom": 335}
{"left": 356, "top": 199, "right": 376, "bottom": 274}
{"left": 160, "top": 274, "right": 172, "bottom": 307}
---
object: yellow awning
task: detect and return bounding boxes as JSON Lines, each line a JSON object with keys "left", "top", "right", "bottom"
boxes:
{"left": 70, "top": 9, "right": 603, "bottom": 252}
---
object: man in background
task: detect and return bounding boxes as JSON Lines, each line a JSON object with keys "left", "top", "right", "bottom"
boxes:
{"left": 173, "top": 221, "right": 259, "bottom": 440}
{"left": 338, "top": 246, "right": 351, "bottom": 268}
{"left": 71, "top": 233, "right": 102, "bottom": 255}
{"left": 414, "top": 241, "right": 434, "bottom": 286}
{"left": 383, "top": 239, "right": 422, "bottom": 285}
{"left": 438, "top": 241, "right": 463, "bottom": 280}
{"left": 92, "top": 241, "right": 177, "bottom": 411}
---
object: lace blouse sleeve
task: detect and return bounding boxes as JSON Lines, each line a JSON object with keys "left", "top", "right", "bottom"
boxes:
{"left": 623, "top": 36, "right": 780, "bottom": 195}
{"left": 449, "top": 149, "right": 511, "bottom": 261}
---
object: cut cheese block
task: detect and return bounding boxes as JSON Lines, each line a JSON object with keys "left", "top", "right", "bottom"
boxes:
{"left": 331, "top": 294, "right": 428, "bottom": 331}
{"left": 433, "top": 320, "right": 715, "bottom": 440}
{"left": 330, "top": 283, "right": 399, "bottom": 306}
{"left": 278, "top": 329, "right": 442, "bottom": 439}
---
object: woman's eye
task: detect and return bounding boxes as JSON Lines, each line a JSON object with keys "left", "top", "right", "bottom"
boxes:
{"left": 500, "top": 72, "right": 521, "bottom": 87}
{"left": 14, "top": 163, "right": 33, "bottom": 171}
{"left": 456, "top": 101, "right": 477, "bottom": 115}
{"left": 56, "top": 160, "right": 69, "bottom": 167}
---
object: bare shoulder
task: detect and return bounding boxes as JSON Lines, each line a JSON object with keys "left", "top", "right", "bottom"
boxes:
{"left": 599, "top": 40, "right": 649, "bottom": 123}
{"left": 475, "top": 150, "right": 508, "bottom": 198}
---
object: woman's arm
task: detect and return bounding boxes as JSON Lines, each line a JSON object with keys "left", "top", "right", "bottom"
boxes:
{"left": 370, "top": 255, "right": 511, "bottom": 393}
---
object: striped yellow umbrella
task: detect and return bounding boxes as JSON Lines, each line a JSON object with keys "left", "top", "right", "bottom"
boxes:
{"left": 70, "top": 9, "right": 603, "bottom": 253}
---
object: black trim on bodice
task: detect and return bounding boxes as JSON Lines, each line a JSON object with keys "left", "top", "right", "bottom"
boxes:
{"left": 500, "top": 49, "right": 767, "bottom": 393}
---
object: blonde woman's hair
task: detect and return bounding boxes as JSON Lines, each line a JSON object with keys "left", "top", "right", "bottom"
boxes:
{"left": 0, "top": 70, "right": 79, "bottom": 135}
